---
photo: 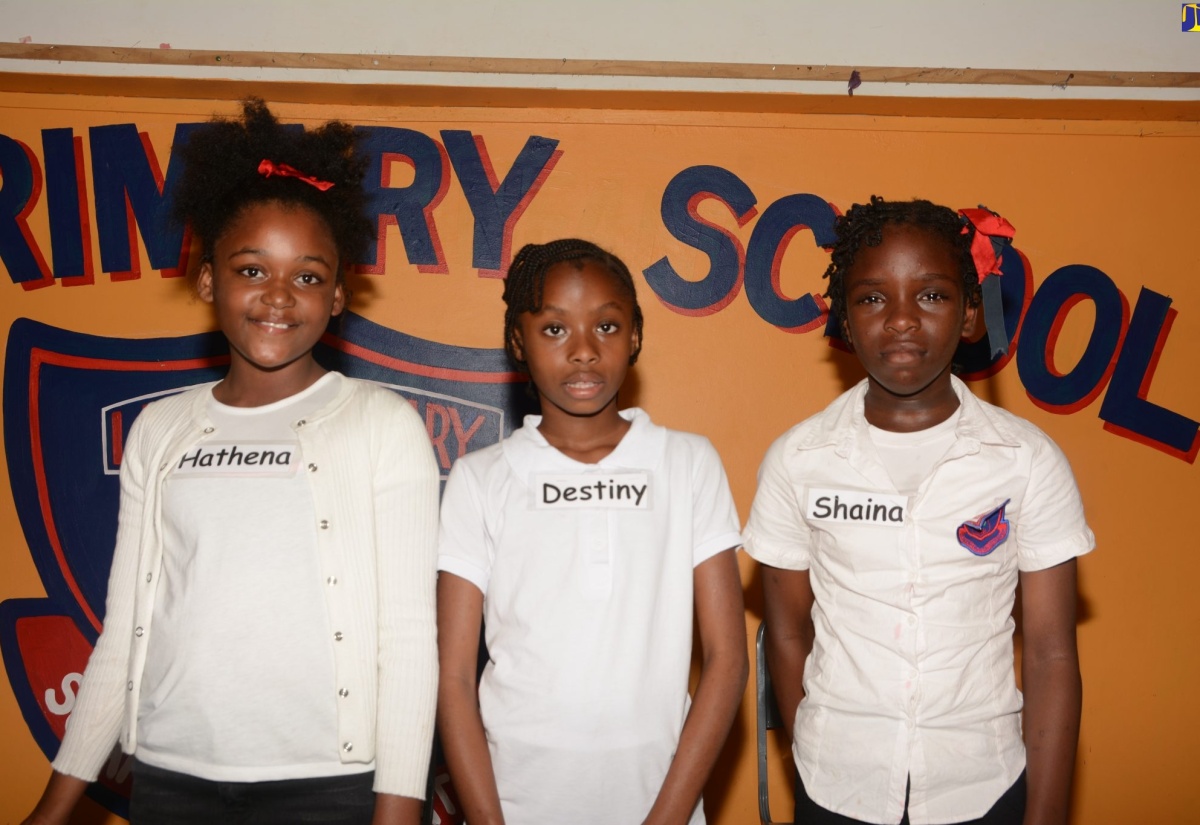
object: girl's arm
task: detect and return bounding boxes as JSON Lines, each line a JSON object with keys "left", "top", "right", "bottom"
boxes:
{"left": 760, "top": 564, "right": 815, "bottom": 736}
{"left": 371, "top": 793, "right": 424, "bottom": 825}
{"left": 642, "top": 548, "right": 748, "bottom": 825}
{"left": 437, "top": 572, "right": 506, "bottom": 825}
{"left": 1018, "top": 558, "right": 1081, "bottom": 825}
{"left": 20, "top": 772, "right": 89, "bottom": 825}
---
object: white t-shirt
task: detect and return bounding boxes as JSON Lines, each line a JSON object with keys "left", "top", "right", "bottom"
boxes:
{"left": 136, "top": 373, "right": 369, "bottom": 781}
{"left": 437, "top": 408, "right": 742, "bottom": 825}
{"left": 745, "top": 377, "right": 1095, "bottom": 825}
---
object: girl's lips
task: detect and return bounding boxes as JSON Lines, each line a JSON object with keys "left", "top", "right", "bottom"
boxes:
{"left": 251, "top": 319, "right": 295, "bottom": 332}
{"left": 563, "top": 376, "right": 604, "bottom": 398}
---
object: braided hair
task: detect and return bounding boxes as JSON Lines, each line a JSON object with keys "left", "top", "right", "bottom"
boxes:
{"left": 172, "top": 98, "right": 373, "bottom": 277}
{"left": 502, "top": 238, "right": 644, "bottom": 368}
{"left": 823, "top": 196, "right": 981, "bottom": 328}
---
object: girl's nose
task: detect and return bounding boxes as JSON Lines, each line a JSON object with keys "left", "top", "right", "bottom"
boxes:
{"left": 885, "top": 300, "right": 920, "bottom": 333}
{"left": 570, "top": 334, "right": 600, "bottom": 364}
{"left": 262, "top": 278, "right": 294, "bottom": 308}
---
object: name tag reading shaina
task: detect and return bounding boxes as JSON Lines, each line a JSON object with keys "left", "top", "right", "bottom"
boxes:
{"left": 533, "top": 472, "right": 651, "bottom": 509}
{"left": 173, "top": 441, "right": 298, "bottom": 477}
{"left": 806, "top": 487, "right": 907, "bottom": 526}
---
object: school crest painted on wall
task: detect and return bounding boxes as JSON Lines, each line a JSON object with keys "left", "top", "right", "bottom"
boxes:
{"left": 0, "top": 313, "right": 526, "bottom": 819}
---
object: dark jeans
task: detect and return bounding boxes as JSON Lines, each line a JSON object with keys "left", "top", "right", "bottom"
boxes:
{"left": 794, "top": 770, "right": 1026, "bottom": 825}
{"left": 130, "top": 760, "right": 376, "bottom": 825}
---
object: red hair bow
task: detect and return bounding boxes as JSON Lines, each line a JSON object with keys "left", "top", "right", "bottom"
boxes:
{"left": 959, "top": 207, "right": 1014, "bottom": 283}
{"left": 257, "top": 158, "right": 334, "bottom": 191}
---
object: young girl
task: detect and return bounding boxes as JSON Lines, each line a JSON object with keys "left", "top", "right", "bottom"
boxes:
{"left": 436, "top": 239, "right": 748, "bottom": 825}
{"left": 747, "top": 197, "right": 1093, "bottom": 825}
{"left": 23, "top": 100, "right": 439, "bottom": 825}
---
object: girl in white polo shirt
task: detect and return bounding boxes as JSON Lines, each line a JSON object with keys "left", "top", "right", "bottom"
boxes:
{"left": 747, "top": 197, "right": 1093, "bottom": 825}
{"left": 437, "top": 239, "right": 748, "bottom": 825}
{"left": 23, "top": 100, "right": 440, "bottom": 825}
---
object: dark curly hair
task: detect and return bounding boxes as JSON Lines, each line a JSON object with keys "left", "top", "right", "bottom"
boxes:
{"left": 502, "top": 238, "right": 644, "bottom": 369}
{"left": 172, "top": 98, "right": 373, "bottom": 276}
{"left": 823, "top": 196, "right": 980, "bottom": 327}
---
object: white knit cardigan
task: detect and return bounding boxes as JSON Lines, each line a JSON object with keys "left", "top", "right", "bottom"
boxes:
{"left": 52, "top": 375, "right": 440, "bottom": 798}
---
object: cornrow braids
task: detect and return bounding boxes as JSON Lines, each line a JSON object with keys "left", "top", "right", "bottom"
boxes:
{"left": 823, "top": 195, "right": 981, "bottom": 328}
{"left": 172, "top": 98, "right": 373, "bottom": 279}
{"left": 502, "top": 238, "right": 645, "bottom": 369}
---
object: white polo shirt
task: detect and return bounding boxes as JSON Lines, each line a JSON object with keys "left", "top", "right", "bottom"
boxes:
{"left": 438, "top": 408, "right": 742, "bottom": 825}
{"left": 745, "top": 377, "right": 1094, "bottom": 825}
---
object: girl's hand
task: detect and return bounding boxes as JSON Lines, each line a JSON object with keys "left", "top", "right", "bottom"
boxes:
{"left": 21, "top": 771, "right": 90, "bottom": 825}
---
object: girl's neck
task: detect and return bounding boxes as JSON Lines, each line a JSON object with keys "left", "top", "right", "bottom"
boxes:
{"left": 213, "top": 357, "right": 328, "bottom": 408}
{"left": 863, "top": 375, "right": 961, "bottom": 433}
{"left": 537, "top": 400, "right": 631, "bottom": 464}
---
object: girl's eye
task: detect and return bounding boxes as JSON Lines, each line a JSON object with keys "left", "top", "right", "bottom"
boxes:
{"left": 543, "top": 323, "right": 565, "bottom": 337}
{"left": 296, "top": 273, "right": 322, "bottom": 286}
{"left": 238, "top": 266, "right": 264, "bottom": 279}
{"left": 922, "top": 291, "right": 949, "bottom": 303}
{"left": 856, "top": 294, "right": 882, "bottom": 305}
{"left": 598, "top": 321, "right": 620, "bottom": 334}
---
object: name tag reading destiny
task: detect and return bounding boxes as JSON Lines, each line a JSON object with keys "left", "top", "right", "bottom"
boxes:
{"left": 533, "top": 472, "right": 651, "bottom": 510}
{"left": 173, "top": 441, "right": 299, "bottom": 477}
{"left": 806, "top": 488, "right": 907, "bottom": 527}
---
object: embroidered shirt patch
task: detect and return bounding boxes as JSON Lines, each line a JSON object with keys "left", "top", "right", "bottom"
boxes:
{"left": 957, "top": 499, "right": 1011, "bottom": 556}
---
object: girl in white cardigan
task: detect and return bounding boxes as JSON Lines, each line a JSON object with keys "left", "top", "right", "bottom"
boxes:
{"left": 23, "top": 99, "right": 440, "bottom": 825}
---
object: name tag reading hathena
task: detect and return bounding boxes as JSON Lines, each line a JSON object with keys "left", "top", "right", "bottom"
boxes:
{"left": 533, "top": 472, "right": 651, "bottom": 510}
{"left": 173, "top": 441, "right": 298, "bottom": 478}
{"left": 806, "top": 488, "right": 907, "bottom": 527}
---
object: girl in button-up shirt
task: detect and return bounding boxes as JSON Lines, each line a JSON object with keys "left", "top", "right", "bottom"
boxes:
{"left": 748, "top": 197, "right": 1093, "bottom": 825}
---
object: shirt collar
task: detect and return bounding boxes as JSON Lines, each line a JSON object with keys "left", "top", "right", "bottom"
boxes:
{"left": 503, "top": 407, "right": 666, "bottom": 480}
{"left": 795, "top": 375, "right": 1021, "bottom": 458}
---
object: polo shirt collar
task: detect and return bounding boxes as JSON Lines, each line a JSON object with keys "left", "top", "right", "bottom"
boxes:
{"left": 503, "top": 407, "right": 667, "bottom": 481}
{"left": 796, "top": 375, "right": 1021, "bottom": 459}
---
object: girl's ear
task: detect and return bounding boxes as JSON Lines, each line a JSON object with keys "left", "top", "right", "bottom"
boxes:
{"left": 331, "top": 281, "right": 346, "bottom": 317}
{"left": 510, "top": 326, "right": 526, "bottom": 364}
{"left": 960, "top": 299, "right": 980, "bottom": 340}
{"left": 196, "top": 262, "right": 215, "bottom": 304}
{"left": 840, "top": 318, "right": 854, "bottom": 350}
{"left": 629, "top": 325, "right": 642, "bottom": 363}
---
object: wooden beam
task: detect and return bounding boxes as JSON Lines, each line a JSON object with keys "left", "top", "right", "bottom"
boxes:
{"left": 0, "top": 43, "right": 1197, "bottom": 88}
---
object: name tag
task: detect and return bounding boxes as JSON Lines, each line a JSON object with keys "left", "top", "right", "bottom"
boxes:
{"left": 806, "top": 488, "right": 907, "bottom": 527}
{"left": 533, "top": 472, "right": 651, "bottom": 510}
{"left": 172, "top": 441, "right": 298, "bottom": 477}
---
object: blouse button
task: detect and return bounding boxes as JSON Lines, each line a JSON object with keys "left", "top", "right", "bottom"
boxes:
{"left": 320, "top": 519, "right": 329, "bottom": 530}
{"left": 327, "top": 576, "right": 338, "bottom": 586}
{"left": 308, "top": 463, "right": 318, "bottom": 472}
{"left": 127, "top": 681, "right": 134, "bottom": 691}
{"left": 134, "top": 627, "right": 144, "bottom": 637}
{"left": 203, "top": 427, "right": 214, "bottom": 434}
{"left": 334, "top": 631, "right": 343, "bottom": 641}
{"left": 146, "top": 573, "right": 152, "bottom": 583}
{"left": 342, "top": 741, "right": 353, "bottom": 753}
{"left": 338, "top": 688, "right": 349, "bottom": 698}
{"left": 296, "top": 419, "right": 307, "bottom": 428}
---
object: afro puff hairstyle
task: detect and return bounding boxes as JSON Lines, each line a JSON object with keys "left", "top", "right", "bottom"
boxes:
{"left": 823, "top": 195, "right": 981, "bottom": 329}
{"left": 172, "top": 98, "right": 373, "bottom": 277}
{"left": 501, "top": 238, "right": 644, "bottom": 369}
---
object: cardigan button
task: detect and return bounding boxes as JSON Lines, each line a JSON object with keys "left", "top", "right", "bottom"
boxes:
{"left": 342, "top": 741, "right": 353, "bottom": 753}
{"left": 296, "top": 419, "right": 307, "bottom": 428}
{"left": 308, "top": 463, "right": 318, "bottom": 472}
{"left": 338, "top": 688, "right": 349, "bottom": 698}
{"left": 203, "top": 427, "right": 215, "bottom": 434}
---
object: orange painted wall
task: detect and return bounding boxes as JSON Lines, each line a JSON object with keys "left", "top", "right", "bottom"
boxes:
{"left": 1, "top": 82, "right": 1197, "bottom": 823}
